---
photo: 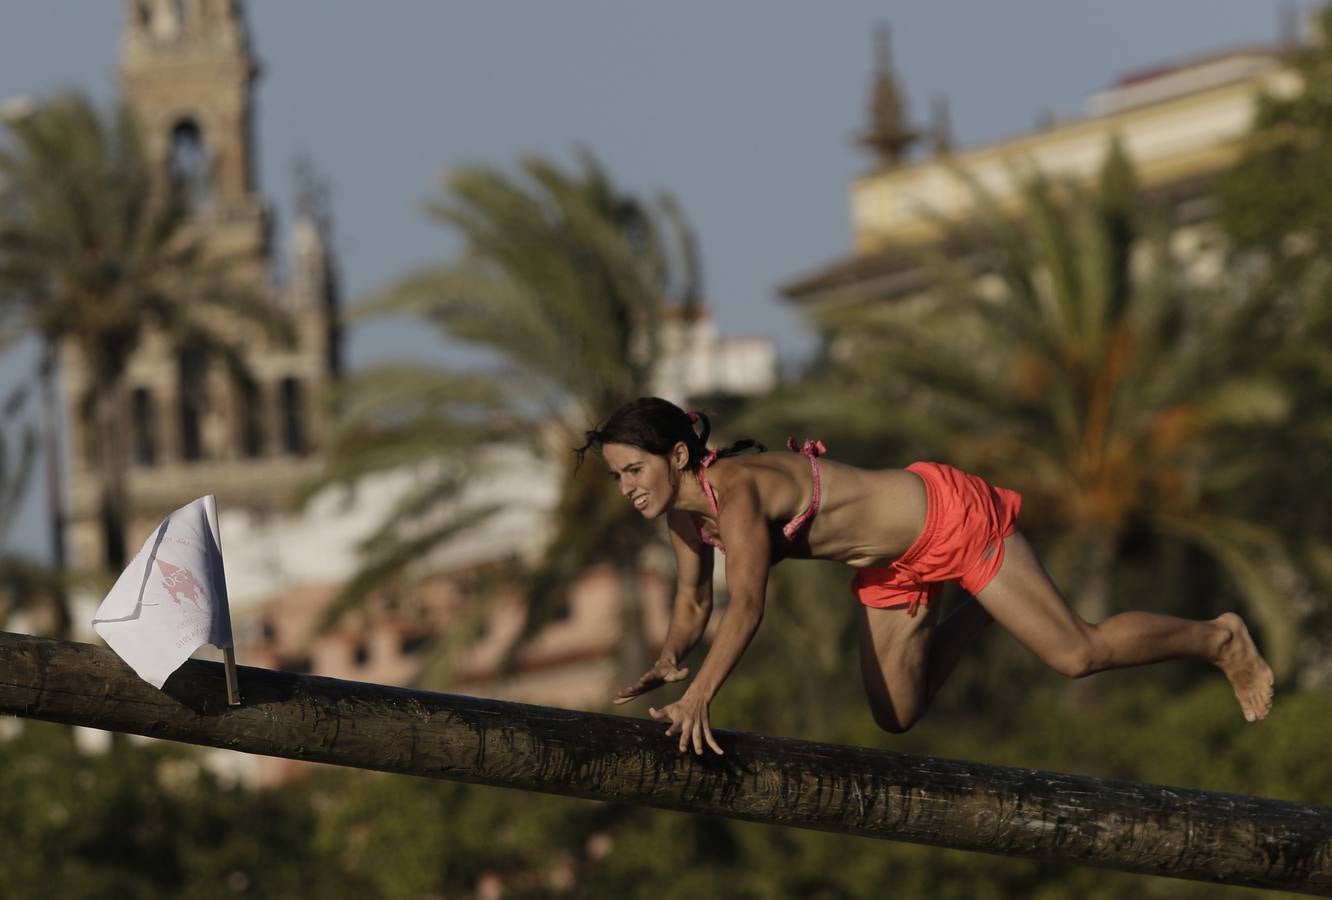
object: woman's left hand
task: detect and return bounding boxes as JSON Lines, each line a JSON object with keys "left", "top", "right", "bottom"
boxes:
{"left": 650, "top": 690, "right": 724, "bottom": 755}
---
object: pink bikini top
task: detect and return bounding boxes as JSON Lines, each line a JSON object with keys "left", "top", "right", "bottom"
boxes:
{"left": 690, "top": 438, "right": 827, "bottom": 554}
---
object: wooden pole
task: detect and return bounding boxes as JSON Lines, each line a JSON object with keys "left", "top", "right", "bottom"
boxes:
{"left": 2, "top": 631, "right": 1329, "bottom": 895}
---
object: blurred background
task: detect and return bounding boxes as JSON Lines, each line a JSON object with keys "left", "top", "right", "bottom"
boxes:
{"left": 2, "top": 2, "right": 1330, "bottom": 897}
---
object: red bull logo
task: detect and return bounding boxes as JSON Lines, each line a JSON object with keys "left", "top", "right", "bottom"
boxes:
{"left": 154, "top": 559, "right": 207, "bottom": 610}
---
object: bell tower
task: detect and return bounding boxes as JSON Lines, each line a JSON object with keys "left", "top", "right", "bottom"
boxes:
{"left": 119, "top": 0, "right": 269, "bottom": 280}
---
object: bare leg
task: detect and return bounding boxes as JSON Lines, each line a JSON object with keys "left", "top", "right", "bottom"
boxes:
{"left": 976, "top": 531, "right": 1275, "bottom": 722}
{"left": 856, "top": 603, "right": 933, "bottom": 732}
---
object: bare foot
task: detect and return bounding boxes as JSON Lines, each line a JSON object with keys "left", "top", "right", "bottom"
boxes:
{"left": 1213, "top": 613, "right": 1275, "bottom": 723}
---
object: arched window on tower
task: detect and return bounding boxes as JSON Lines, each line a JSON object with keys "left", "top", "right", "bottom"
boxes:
{"left": 179, "top": 352, "right": 207, "bottom": 462}
{"left": 130, "top": 387, "right": 157, "bottom": 467}
{"left": 169, "top": 119, "right": 211, "bottom": 211}
{"left": 279, "top": 377, "right": 306, "bottom": 456}
{"left": 236, "top": 378, "right": 265, "bottom": 458}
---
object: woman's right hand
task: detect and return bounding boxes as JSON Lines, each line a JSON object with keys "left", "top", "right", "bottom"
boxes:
{"left": 612, "top": 659, "right": 689, "bottom": 704}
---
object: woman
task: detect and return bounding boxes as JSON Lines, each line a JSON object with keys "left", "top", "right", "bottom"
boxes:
{"left": 582, "top": 397, "right": 1274, "bottom": 756}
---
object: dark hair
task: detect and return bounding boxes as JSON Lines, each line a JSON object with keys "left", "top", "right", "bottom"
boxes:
{"left": 575, "top": 397, "right": 764, "bottom": 469}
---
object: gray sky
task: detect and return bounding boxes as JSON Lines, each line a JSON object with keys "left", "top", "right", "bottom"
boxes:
{"left": 0, "top": 0, "right": 1298, "bottom": 557}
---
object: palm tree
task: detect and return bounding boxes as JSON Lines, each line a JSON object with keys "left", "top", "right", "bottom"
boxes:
{"left": 314, "top": 149, "right": 702, "bottom": 681}
{"left": 767, "top": 142, "right": 1312, "bottom": 678}
{"left": 0, "top": 91, "right": 289, "bottom": 572}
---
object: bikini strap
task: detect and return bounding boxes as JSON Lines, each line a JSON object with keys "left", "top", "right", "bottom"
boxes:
{"left": 691, "top": 448, "right": 724, "bottom": 551}
{"left": 695, "top": 449, "right": 720, "bottom": 517}
{"left": 781, "top": 438, "right": 826, "bottom": 540}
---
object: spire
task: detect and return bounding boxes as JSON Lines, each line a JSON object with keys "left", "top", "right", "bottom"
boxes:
{"left": 857, "top": 23, "right": 920, "bottom": 168}
{"left": 290, "top": 216, "right": 328, "bottom": 307}
{"left": 290, "top": 156, "right": 344, "bottom": 376}
{"left": 290, "top": 160, "right": 331, "bottom": 308}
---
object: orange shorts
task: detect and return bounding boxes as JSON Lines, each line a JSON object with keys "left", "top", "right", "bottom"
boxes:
{"left": 851, "top": 462, "right": 1022, "bottom": 616}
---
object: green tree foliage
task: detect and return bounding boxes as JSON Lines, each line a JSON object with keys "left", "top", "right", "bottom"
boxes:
{"left": 315, "top": 149, "right": 701, "bottom": 676}
{"left": 0, "top": 91, "right": 289, "bottom": 571}
{"left": 0, "top": 722, "right": 331, "bottom": 899}
{"left": 762, "top": 144, "right": 1315, "bottom": 678}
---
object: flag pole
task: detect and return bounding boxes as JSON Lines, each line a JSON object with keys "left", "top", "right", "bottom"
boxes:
{"left": 223, "top": 647, "right": 241, "bottom": 706}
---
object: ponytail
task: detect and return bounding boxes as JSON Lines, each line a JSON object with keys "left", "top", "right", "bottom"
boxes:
{"left": 685, "top": 408, "right": 712, "bottom": 448}
{"left": 689, "top": 409, "right": 766, "bottom": 459}
{"left": 716, "top": 438, "right": 766, "bottom": 459}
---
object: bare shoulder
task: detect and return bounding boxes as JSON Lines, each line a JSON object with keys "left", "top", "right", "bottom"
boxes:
{"left": 704, "top": 455, "right": 767, "bottom": 500}
{"left": 704, "top": 454, "right": 796, "bottom": 516}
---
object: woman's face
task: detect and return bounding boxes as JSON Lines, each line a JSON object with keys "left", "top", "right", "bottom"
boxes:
{"left": 603, "top": 442, "right": 683, "bottom": 519}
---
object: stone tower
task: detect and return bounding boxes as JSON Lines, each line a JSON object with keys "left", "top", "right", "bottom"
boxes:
{"left": 61, "top": 0, "right": 341, "bottom": 572}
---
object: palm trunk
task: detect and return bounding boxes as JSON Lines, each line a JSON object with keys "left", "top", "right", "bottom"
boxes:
{"left": 38, "top": 343, "right": 65, "bottom": 571}
{"left": 38, "top": 341, "right": 71, "bottom": 638}
{"left": 93, "top": 377, "right": 130, "bottom": 572}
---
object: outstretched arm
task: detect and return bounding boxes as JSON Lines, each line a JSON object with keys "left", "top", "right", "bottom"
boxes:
{"left": 613, "top": 511, "right": 715, "bottom": 705}
{"left": 658, "top": 510, "right": 716, "bottom": 667}
{"left": 651, "top": 480, "right": 770, "bottom": 754}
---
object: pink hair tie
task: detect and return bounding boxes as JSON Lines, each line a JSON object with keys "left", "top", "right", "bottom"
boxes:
{"left": 687, "top": 410, "right": 700, "bottom": 424}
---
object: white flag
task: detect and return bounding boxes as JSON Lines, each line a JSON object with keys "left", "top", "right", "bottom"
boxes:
{"left": 91, "top": 495, "right": 234, "bottom": 689}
